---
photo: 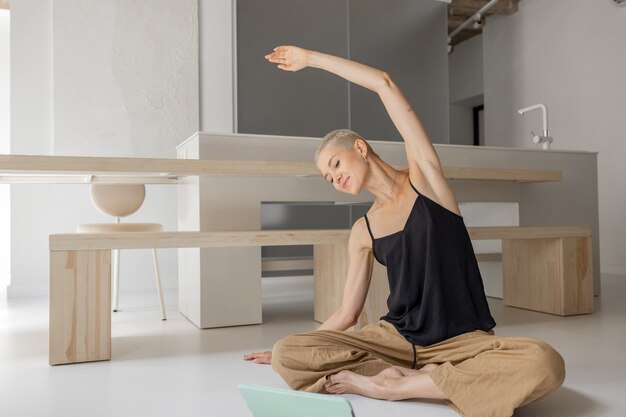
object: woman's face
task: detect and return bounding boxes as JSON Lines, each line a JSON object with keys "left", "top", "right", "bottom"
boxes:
{"left": 316, "top": 143, "right": 368, "bottom": 195}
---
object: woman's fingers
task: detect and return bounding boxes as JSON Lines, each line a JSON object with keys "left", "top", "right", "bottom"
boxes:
{"left": 243, "top": 351, "right": 272, "bottom": 364}
{"left": 265, "top": 45, "right": 307, "bottom": 72}
{"left": 266, "top": 51, "right": 288, "bottom": 61}
{"left": 266, "top": 55, "right": 285, "bottom": 63}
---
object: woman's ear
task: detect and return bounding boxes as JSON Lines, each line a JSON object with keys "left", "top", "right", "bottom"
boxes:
{"left": 354, "top": 139, "right": 368, "bottom": 160}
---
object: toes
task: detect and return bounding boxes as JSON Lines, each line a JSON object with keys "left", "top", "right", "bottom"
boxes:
{"left": 327, "top": 370, "right": 349, "bottom": 384}
{"left": 325, "top": 371, "right": 354, "bottom": 394}
{"left": 325, "top": 382, "right": 345, "bottom": 394}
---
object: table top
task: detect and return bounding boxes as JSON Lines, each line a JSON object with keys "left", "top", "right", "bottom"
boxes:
{"left": 0, "top": 153, "right": 562, "bottom": 184}
{"left": 49, "top": 226, "right": 592, "bottom": 251}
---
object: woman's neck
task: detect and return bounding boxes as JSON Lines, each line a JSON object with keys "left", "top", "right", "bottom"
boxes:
{"left": 363, "top": 155, "right": 401, "bottom": 204}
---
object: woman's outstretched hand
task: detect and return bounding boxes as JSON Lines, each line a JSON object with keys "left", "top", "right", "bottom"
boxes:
{"left": 265, "top": 46, "right": 309, "bottom": 72}
{"left": 243, "top": 351, "right": 272, "bottom": 364}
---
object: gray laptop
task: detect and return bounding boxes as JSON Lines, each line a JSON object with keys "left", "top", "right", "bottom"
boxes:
{"left": 238, "top": 384, "right": 355, "bottom": 417}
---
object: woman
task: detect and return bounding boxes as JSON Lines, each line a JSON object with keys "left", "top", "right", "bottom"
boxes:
{"left": 244, "top": 45, "right": 565, "bottom": 417}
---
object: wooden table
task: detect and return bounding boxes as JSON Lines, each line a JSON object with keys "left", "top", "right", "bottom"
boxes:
{"left": 0, "top": 153, "right": 562, "bottom": 183}
{"left": 3, "top": 139, "right": 599, "bottom": 332}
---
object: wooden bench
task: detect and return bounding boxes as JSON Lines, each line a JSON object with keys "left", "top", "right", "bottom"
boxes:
{"left": 49, "top": 230, "right": 349, "bottom": 365}
{"left": 48, "top": 226, "right": 592, "bottom": 365}
{"left": 316, "top": 226, "right": 594, "bottom": 331}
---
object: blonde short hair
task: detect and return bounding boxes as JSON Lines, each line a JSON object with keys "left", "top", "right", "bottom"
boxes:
{"left": 314, "top": 129, "right": 375, "bottom": 164}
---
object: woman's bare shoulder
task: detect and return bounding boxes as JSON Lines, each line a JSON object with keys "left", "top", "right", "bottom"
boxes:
{"left": 349, "top": 217, "right": 373, "bottom": 252}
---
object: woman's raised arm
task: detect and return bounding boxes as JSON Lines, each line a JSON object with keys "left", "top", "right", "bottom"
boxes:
{"left": 265, "top": 46, "right": 443, "bottom": 175}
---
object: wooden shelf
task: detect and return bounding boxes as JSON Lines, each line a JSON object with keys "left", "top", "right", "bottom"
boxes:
{"left": 1, "top": 154, "right": 562, "bottom": 184}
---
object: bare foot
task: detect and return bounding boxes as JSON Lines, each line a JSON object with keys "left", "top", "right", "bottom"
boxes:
{"left": 324, "top": 364, "right": 445, "bottom": 401}
{"left": 324, "top": 366, "right": 421, "bottom": 398}
{"left": 325, "top": 370, "right": 389, "bottom": 399}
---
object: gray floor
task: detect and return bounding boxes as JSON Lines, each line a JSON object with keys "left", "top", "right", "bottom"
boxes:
{"left": 1, "top": 274, "right": 625, "bottom": 417}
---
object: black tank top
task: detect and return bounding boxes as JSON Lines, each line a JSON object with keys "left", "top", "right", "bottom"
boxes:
{"left": 363, "top": 180, "right": 496, "bottom": 346}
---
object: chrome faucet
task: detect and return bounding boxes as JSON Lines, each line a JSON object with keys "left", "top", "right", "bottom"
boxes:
{"left": 517, "top": 103, "right": 553, "bottom": 150}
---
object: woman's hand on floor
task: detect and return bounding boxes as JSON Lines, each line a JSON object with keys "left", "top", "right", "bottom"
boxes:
{"left": 243, "top": 351, "right": 272, "bottom": 364}
{"left": 265, "top": 45, "right": 309, "bottom": 72}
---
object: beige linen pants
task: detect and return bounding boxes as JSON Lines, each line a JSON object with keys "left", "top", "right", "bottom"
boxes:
{"left": 271, "top": 321, "right": 565, "bottom": 417}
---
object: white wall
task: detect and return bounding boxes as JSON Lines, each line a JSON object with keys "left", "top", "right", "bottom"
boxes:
{"left": 0, "top": 10, "right": 10, "bottom": 291}
{"left": 483, "top": 0, "right": 626, "bottom": 275}
{"left": 0, "top": 11, "right": 9, "bottom": 153}
{"left": 9, "top": 0, "right": 53, "bottom": 297}
{"left": 53, "top": 0, "right": 198, "bottom": 157}
{"left": 9, "top": 0, "right": 198, "bottom": 297}
{"left": 199, "top": 0, "right": 235, "bottom": 133}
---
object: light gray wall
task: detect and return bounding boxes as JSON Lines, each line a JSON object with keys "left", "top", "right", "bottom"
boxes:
{"left": 449, "top": 104, "right": 474, "bottom": 146}
{"left": 483, "top": 0, "right": 626, "bottom": 275}
{"left": 349, "top": 0, "right": 449, "bottom": 143}
{"left": 236, "top": 0, "right": 449, "bottom": 143}
{"left": 9, "top": 0, "right": 197, "bottom": 296}
{"left": 236, "top": 0, "right": 349, "bottom": 138}
{"left": 448, "top": 34, "right": 483, "bottom": 146}
{"left": 449, "top": 34, "right": 483, "bottom": 104}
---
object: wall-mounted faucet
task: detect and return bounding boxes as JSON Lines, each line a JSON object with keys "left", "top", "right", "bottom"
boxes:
{"left": 517, "top": 103, "right": 553, "bottom": 150}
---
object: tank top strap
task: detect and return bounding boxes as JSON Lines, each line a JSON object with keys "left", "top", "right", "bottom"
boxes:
{"left": 408, "top": 178, "right": 420, "bottom": 195}
{"left": 363, "top": 214, "right": 376, "bottom": 242}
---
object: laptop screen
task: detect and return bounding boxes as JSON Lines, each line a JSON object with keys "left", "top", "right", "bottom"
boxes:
{"left": 238, "top": 384, "right": 355, "bottom": 417}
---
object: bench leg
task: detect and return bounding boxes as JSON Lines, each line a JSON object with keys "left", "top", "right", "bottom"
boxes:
{"left": 354, "top": 261, "right": 389, "bottom": 330}
{"left": 50, "top": 250, "right": 112, "bottom": 365}
{"left": 313, "top": 244, "right": 389, "bottom": 329}
{"left": 313, "top": 244, "right": 349, "bottom": 324}
{"left": 502, "top": 237, "right": 593, "bottom": 316}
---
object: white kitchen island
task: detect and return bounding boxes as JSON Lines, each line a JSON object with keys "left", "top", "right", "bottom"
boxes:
{"left": 176, "top": 132, "right": 599, "bottom": 329}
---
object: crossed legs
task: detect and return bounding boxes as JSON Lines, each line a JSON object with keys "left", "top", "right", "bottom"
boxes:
{"left": 271, "top": 321, "right": 565, "bottom": 417}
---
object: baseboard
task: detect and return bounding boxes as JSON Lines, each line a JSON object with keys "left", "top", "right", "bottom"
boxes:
{"left": 601, "top": 263, "right": 626, "bottom": 276}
